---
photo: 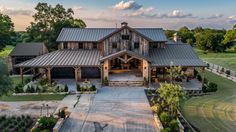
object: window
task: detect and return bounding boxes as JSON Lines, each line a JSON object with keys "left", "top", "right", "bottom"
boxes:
{"left": 93, "top": 43, "right": 97, "bottom": 49}
{"left": 134, "top": 42, "right": 139, "bottom": 49}
{"left": 78, "top": 43, "right": 83, "bottom": 49}
{"left": 122, "top": 35, "right": 129, "bottom": 40}
{"left": 112, "top": 42, "right": 117, "bottom": 49}
{"left": 64, "top": 43, "right": 68, "bottom": 49}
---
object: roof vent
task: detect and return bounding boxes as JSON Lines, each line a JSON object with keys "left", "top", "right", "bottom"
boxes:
{"left": 121, "top": 22, "right": 128, "bottom": 27}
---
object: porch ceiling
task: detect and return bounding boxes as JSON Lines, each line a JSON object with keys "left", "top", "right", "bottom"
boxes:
{"left": 100, "top": 50, "right": 151, "bottom": 62}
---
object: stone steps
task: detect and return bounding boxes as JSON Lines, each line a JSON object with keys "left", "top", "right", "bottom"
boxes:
{"left": 109, "top": 81, "right": 144, "bottom": 87}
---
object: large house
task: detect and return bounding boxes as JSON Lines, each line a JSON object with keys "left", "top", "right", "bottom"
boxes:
{"left": 16, "top": 22, "right": 207, "bottom": 86}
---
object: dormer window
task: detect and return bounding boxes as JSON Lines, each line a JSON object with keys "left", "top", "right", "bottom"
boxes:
{"left": 112, "top": 42, "right": 117, "bottom": 49}
{"left": 78, "top": 43, "right": 83, "bottom": 49}
{"left": 93, "top": 43, "right": 97, "bottom": 49}
{"left": 64, "top": 43, "right": 68, "bottom": 49}
{"left": 134, "top": 42, "right": 139, "bottom": 49}
{"left": 122, "top": 35, "right": 129, "bottom": 40}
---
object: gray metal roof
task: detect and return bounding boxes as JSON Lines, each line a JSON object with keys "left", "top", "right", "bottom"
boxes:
{"left": 9, "top": 43, "right": 48, "bottom": 56}
{"left": 15, "top": 50, "right": 101, "bottom": 67}
{"left": 135, "top": 28, "right": 167, "bottom": 42}
{"left": 56, "top": 28, "right": 116, "bottom": 42}
{"left": 150, "top": 44, "right": 207, "bottom": 67}
{"left": 56, "top": 28, "right": 167, "bottom": 42}
{"left": 100, "top": 49, "right": 151, "bottom": 62}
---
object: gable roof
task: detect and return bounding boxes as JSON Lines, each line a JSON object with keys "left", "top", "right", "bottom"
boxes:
{"left": 56, "top": 27, "right": 167, "bottom": 42}
{"left": 9, "top": 43, "right": 48, "bottom": 56}
{"left": 150, "top": 44, "right": 207, "bottom": 67}
{"left": 100, "top": 49, "right": 151, "bottom": 62}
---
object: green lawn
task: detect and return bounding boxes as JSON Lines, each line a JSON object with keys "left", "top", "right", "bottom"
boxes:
{"left": 0, "top": 45, "right": 14, "bottom": 58}
{"left": 195, "top": 48, "right": 236, "bottom": 71}
{"left": 181, "top": 71, "right": 236, "bottom": 132}
{"left": 0, "top": 94, "right": 66, "bottom": 101}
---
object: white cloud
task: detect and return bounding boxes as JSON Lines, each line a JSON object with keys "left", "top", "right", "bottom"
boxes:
{"left": 228, "top": 16, "right": 236, "bottom": 23}
{"left": 168, "top": 10, "right": 193, "bottom": 18}
{"left": 72, "top": 6, "right": 84, "bottom": 12}
{"left": 112, "top": 0, "right": 142, "bottom": 10}
{"left": 0, "top": 6, "right": 33, "bottom": 16}
{"left": 125, "top": 7, "right": 154, "bottom": 17}
{"left": 207, "top": 14, "right": 224, "bottom": 19}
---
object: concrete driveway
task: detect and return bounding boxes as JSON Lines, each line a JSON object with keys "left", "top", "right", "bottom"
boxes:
{"left": 60, "top": 87, "right": 158, "bottom": 132}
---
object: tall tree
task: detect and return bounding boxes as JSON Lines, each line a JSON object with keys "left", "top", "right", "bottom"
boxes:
{"left": 0, "top": 60, "right": 12, "bottom": 95}
{"left": 165, "top": 30, "right": 176, "bottom": 40}
{"left": 26, "top": 3, "right": 86, "bottom": 50}
{"left": 178, "top": 26, "right": 195, "bottom": 44}
{"left": 223, "top": 25, "right": 236, "bottom": 45}
{"left": 0, "top": 13, "right": 14, "bottom": 50}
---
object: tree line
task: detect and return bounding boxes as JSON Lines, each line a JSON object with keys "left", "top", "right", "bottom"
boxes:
{"left": 166, "top": 25, "right": 236, "bottom": 52}
{"left": 0, "top": 2, "right": 86, "bottom": 51}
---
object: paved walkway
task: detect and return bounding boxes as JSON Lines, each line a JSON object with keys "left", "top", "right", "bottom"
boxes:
{"left": 60, "top": 87, "right": 158, "bottom": 132}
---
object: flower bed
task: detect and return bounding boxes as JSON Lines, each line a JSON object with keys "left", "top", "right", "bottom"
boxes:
{"left": 31, "top": 116, "right": 57, "bottom": 132}
{"left": 76, "top": 84, "right": 97, "bottom": 94}
{"left": 0, "top": 115, "right": 35, "bottom": 132}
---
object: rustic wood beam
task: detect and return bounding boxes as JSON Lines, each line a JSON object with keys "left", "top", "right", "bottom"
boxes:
{"left": 20, "top": 67, "right": 24, "bottom": 84}
{"left": 47, "top": 67, "right": 51, "bottom": 84}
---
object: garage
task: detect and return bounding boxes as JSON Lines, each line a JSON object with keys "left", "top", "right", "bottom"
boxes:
{"left": 81, "top": 67, "right": 101, "bottom": 79}
{"left": 52, "top": 67, "right": 75, "bottom": 79}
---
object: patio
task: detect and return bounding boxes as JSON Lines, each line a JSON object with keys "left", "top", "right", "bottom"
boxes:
{"left": 109, "top": 70, "right": 143, "bottom": 82}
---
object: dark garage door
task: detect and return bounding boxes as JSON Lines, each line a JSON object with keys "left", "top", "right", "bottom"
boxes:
{"left": 52, "top": 67, "right": 74, "bottom": 79}
{"left": 81, "top": 67, "right": 100, "bottom": 78}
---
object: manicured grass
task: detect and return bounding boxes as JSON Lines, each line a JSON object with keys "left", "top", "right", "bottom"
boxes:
{"left": 181, "top": 71, "right": 236, "bottom": 132}
{"left": 0, "top": 45, "right": 14, "bottom": 58}
{"left": 195, "top": 48, "right": 236, "bottom": 71}
{"left": 0, "top": 94, "right": 66, "bottom": 101}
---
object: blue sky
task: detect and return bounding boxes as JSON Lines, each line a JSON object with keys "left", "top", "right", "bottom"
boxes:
{"left": 0, "top": 0, "right": 236, "bottom": 30}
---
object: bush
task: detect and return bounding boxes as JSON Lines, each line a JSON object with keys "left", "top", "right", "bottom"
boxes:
{"left": 169, "top": 119, "right": 178, "bottom": 131}
{"left": 38, "top": 116, "right": 57, "bottom": 130}
{"left": 220, "top": 68, "right": 224, "bottom": 73}
{"left": 64, "top": 85, "right": 68, "bottom": 92}
{"left": 24, "top": 78, "right": 31, "bottom": 84}
{"left": 160, "top": 112, "right": 170, "bottom": 125}
{"left": 202, "top": 84, "right": 208, "bottom": 93}
{"left": 90, "top": 85, "right": 96, "bottom": 91}
{"left": 104, "top": 76, "right": 109, "bottom": 85}
{"left": 76, "top": 84, "right": 81, "bottom": 91}
{"left": 143, "top": 77, "right": 148, "bottom": 86}
{"left": 59, "top": 109, "right": 66, "bottom": 119}
{"left": 208, "top": 82, "right": 218, "bottom": 92}
{"left": 203, "top": 78, "right": 208, "bottom": 84}
{"left": 196, "top": 74, "right": 202, "bottom": 82}
{"left": 161, "top": 127, "right": 171, "bottom": 132}
{"left": 226, "top": 70, "right": 230, "bottom": 76}
{"left": 31, "top": 128, "right": 41, "bottom": 132}
{"left": 156, "top": 104, "right": 162, "bottom": 116}
{"left": 14, "top": 86, "right": 21, "bottom": 93}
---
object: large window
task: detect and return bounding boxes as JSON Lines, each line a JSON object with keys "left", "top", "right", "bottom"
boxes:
{"left": 78, "top": 43, "right": 83, "bottom": 49}
{"left": 112, "top": 42, "right": 117, "bottom": 49}
{"left": 92, "top": 43, "right": 97, "bottom": 49}
{"left": 134, "top": 42, "right": 139, "bottom": 49}
{"left": 122, "top": 35, "right": 130, "bottom": 40}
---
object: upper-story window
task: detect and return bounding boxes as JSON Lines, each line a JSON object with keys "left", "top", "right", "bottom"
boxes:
{"left": 93, "top": 43, "right": 97, "bottom": 49}
{"left": 78, "top": 43, "right": 83, "bottom": 49}
{"left": 134, "top": 42, "right": 139, "bottom": 49}
{"left": 112, "top": 42, "right": 117, "bottom": 49}
{"left": 122, "top": 35, "right": 130, "bottom": 40}
{"left": 64, "top": 43, "right": 68, "bottom": 49}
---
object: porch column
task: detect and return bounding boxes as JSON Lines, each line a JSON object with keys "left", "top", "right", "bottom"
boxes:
{"left": 74, "top": 67, "right": 81, "bottom": 82}
{"left": 142, "top": 60, "right": 149, "bottom": 79}
{"left": 32, "top": 68, "right": 36, "bottom": 75}
{"left": 47, "top": 67, "right": 51, "bottom": 84}
{"left": 103, "top": 60, "right": 109, "bottom": 80}
{"left": 201, "top": 67, "right": 205, "bottom": 87}
{"left": 20, "top": 67, "right": 24, "bottom": 84}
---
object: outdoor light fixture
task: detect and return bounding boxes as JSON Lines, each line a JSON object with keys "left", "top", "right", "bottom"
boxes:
{"left": 105, "top": 67, "right": 107, "bottom": 70}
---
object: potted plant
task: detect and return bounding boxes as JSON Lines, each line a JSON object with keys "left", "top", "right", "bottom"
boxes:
{"left": 104, "top": 76, "right": 109, "bottom": 86}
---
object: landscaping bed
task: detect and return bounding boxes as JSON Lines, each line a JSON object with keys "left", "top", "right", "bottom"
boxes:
{"left": 76, "top": 83, "right": 97, "bottom": 94}
{"left": 0, "top": 115, "right": 35, "bottom": 132}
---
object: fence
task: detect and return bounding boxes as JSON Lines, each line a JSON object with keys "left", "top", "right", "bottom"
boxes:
{"left": 204, "top": 61, "right": 236, "bottom": 82}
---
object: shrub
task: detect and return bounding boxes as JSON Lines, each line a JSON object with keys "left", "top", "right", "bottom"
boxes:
{"left": 15, "top": 86, "right": 21, "bottom": 93}
{"left": 90, "top": 85, "right": 96, "bottom": 91}
{"left": 104, "top": 76, "right": 109, "bottom": 85}
{"left": 38, "top": 116, "right": 57, "bottom": 130}
{"left": 160, "top": 127, "right": 171, "bottom": 132}
{"left": 143, "top": 77, "right": 148, "bottom": 86}
{"left": 59, "top": 109, "right": 66, "bottom": 119}
{"left": 24, "top": 78, "right": 31, "bottom": 84}
{"left": 203, "top": 78, "right": 208, "bottom": 84}
{"left": 64, "top": 85, "right": 68, "bottom": 92}
{"left": 202, "top": 84, "right": 208, "bottom": 93}
{"left": 156, "top": 104, "right": 162, "bottom": 116}
{"left": 31, "top": 128, "right": 41, "bottom": 132}
{"left": 220, "top": 68, "right": 224, "bottom": 73}
{"left": 160, "top": 112, "right": 170, "bottom": 125}
{"left": 26, "top": 85, "right": 31, "bottom": 93}
{"left": 76, "top": 84, "right": 81, "bottom": 91}
{"left": 226, "top": 70, "right": 230, "bottom": 76}
{"left": 31, "top": 86, "right": 35, "bottom": 93}
{"left": 196, "top": 74, "right": 202, "bottom": 82}
{"left": 208, "top": 82, "right": 218, "bottom": 92}
{"left": 169, "top": 119, "right": 178, "bottom": 131}
{"left": 36, "top": 86, "right": 41, "bottom": 93}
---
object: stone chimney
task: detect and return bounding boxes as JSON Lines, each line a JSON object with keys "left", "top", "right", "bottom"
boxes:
{"left": 121, "top": 22, "right": 128, "bottom": 27}
{"left": 173, "top": 32, "right": 181, "bottom": 43}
